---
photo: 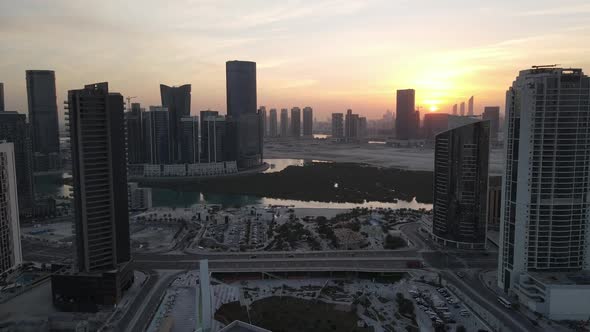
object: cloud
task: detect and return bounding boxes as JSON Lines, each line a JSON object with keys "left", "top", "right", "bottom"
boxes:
{"left": 516, "top": 3, "right": 590, "bottom": 16}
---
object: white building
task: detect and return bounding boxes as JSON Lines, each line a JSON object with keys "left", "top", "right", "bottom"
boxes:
{"left": 498, "top": 67, "right": 590, "bottom": 320}
{"left": 127, "top": 182, "right": 152, "bottom": 211}
{"left": 0, "top": 142, "right": 23, "bottom": 274}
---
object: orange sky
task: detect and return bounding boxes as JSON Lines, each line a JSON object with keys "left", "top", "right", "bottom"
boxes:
{"left": 1, "top": 0, "right": 590, "bottom": 122}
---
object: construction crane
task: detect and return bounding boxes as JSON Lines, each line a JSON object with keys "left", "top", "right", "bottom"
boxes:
{"left": 126, "top": 96, "right": 137, "bottom": 111}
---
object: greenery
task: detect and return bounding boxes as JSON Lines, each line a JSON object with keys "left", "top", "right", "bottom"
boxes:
{"left": 395, "top": 292, "right": 415, "bottom": 318}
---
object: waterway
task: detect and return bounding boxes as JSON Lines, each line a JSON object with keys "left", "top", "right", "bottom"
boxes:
{"left": 34, "top": 159, "right": 432, "bottom": 210}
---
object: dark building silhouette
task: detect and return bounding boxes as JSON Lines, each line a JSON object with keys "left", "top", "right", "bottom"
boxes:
{"left": 432, "top": 120, "right": 490, "bottom": 249}
{"left": 0, "top": 82, "right": 4, "bottom": 112}
{"left": 331, "top": 113, "right": 344, "bottom": 139}
{"left": 259, "top": 106, "right": 267, "bottom": 137}
{"left": 468, "top": 96, "right": 474, "bottom": 116}
{"left": 345, "top": 109, "right": 359, "bottom": 140}
{"left": 144, "top": 106, "right": 171, "bottom": 164}
{"left": 160, "top": 84, "right": 191, "bottom": 162}
{"left": 358, "top": 117, "right": 367, "bottom": 138}
{"left": 225, "top": 61, "right": 263, "bottom": 169}
{"left": 0, "top": 112, "right": 35, "bottom": 217}
{"left": 201, "top": 112, "right": 227, "bottom": 163}
{"left": 53, "top": 82, "right": 133, "bottom": 311}
{"left": 268, "top": 108, "right": 278, "bottom": 137}
{"left": 303, "top": 107, "right": 313, "bottom": 137}
{"left": 125, "top": 103, "right": 144, "bottom": 164}
{"left": 26, "top": 70, "right": 60, "bottom": 171}
{"left": 423, "top": 113, "right": 449, "bottom": 140}
{"left": 179, "top": 116, "right": 199, "bottom": 163}
{"left": 290, "top": 107, "right": 301, "bottom": 137}
{"left": 482, "top": 106, "right": 500, "bottom": 143}
{"left": 459, "top": 102, "right": 465, "bottom": 116}
{"left": 395, "top": 89, "right": 418, "bottom": 139}
{"left": 487, "top": 176, "right": 502, "bottom": 231}
{"left": 280, "top": 108, "right": 289, "bottom": 137}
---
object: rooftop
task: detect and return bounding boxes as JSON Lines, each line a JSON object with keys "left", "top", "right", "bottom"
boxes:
{"left": 218, "top": 320, "right": 271, "bottom": 332}
{"left": 529, "top": 271, "right": 590, "bottom": 286}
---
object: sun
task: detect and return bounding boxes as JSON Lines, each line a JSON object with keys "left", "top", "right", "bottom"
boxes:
{"left": 429, "top": 105, "right": 439, "bottom": 112}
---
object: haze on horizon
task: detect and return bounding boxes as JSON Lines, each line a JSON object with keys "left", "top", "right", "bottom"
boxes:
{"left": 1, "top": 0, "right": 589, "bottom": 122}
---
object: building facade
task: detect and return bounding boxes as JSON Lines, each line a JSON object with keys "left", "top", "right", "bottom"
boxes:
{"left": 144, "top": 106, "right": 171, "bottom": 164}
{"left": 290, "top": 107, "right": 301, "bottom": 138}
{"left": 432, "top": 120, "right": 490, "bottom": 249}
{"left": 0, "top": 143, "right": 22, "bottom": 275}
{"left": 179, "top": 116, "right": 199, "bottom": 163}
{"left": 0, "top": 112, "right": 35, "bottom": 217}
{"left": 302, "top": 107, "right": 313, "bottom": 137}
{"left": 26, "top": 70, "right": 60, "bottom": 171}
{"left": 395, "top": 89, "right": 418, "bottom": 139}
{"left": 280, "top": 108, "right": 289, "bottom": 137}
{"left": 160, "top": 84, "right": 191, "bottom": 162}
{"left": 0, "top": 82, "right": 4, "bottom": 112}
{"left": 331, "top": 113, "right": 344, "bottom": 139}
{"left": 268, "top": 108, "right": 278, "bottom": 137}
{"left": 423, "top": 113, "right": 450, "bottom": 140}
{"left": 467, "top": 96, "right": 474, "bottom": 116}
{"left": 482, "top": 106, "right": 500, "bottom": 143}
{"left": 125, "top": 103, "right": 145, "bottom": 164}
{"left": 498, "top": 67, "right": 590, "bottom": 320}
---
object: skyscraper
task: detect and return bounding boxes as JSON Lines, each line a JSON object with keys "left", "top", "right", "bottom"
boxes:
{"left": 432, "top": 120, "right": 490, "bottom": 249}
{"left": 290, "top": 107, "right": 301, "bottom": 137}
{"left": 497, "top": 67, "right": 590, "bottom": 320}
{"left": 331, "top": 113, "right": 344, "bottom": 139}
{"left": 53, "top": 82, "right": 133, "bottom": 311}
{"left": 345, "top": 109, "right": 359, "bottom": 140}
{"left": 302, "top": 107, "right": 313, "bottom": 137}
{"left": 26, "top": 70, "right": 60, "bottom": 171}
{"left": 144, "top": 106, "right": 171, "bottom": 164}
{"left": 482, "top": 106, "right": 500, "bottom": 143}
{"left": 280, "top": 108, "right": 289, "bottom": 137}
{"left": 452, "top": 104, "right": 458, "bottom": 116}
{"left": 459, "top": 102, "right": 465, "bottom": 116}
{"left": 268, "top": 108, "right": 278, "bottom": 137}
{"left": 160, "top": 84, "right": 191, "bottom": 161}
{"left": 201, "top": 114, "right": 228, "bottom": 163}
{"left": 467, "top": 96, "right": 474, "bottom": 116}
{"left": 225, "top": 61, "right": 262, "bottom": 169}
{"left": 179, "top": 116, "right": 199, "bottom": 163}
{"left": 125, "top": 102, "right": 144, "bottom": 164}
{"left": 422, "top": 113, "right": 449, "bottom": 140}
{"left": 0, "top": 82, "right": 4, "bottom": 112}
{"left": 395, "top": 89, "right": 417, "bottom": 139}
{"left": 0, "top": 142, "right": 22, "bottom": 274}
{"left": 0, "top": 112, "right": 35, "bottom": 216}
{"left": 259, "top": 106, "right": 267, "bottom": 137}
{"left": 358, "top": 117, "right": 368, "bottom": 138}
{"left": 226, "top": 61, "right": 257, "bottom": 118}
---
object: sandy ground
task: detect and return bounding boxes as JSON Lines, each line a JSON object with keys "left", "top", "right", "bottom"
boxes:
{"left": 21, "top": 222, "right": 73, "bottom": 242}
{"left": 265, "top": 140, "right": 505, "bottom": 175}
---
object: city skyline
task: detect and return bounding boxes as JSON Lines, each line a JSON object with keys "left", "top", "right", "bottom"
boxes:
{"left": 1, "top": 1, "right": 589, "bottom": 121}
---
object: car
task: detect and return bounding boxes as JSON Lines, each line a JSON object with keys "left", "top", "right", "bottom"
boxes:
{"left": 456, "top": 271, "right": 465, "bottom": 278}
{"left": 287, "top": 254, "right": 295, "bottom": 258}
{"left": 250, "top": 255, "right": 257, "bottom": 259}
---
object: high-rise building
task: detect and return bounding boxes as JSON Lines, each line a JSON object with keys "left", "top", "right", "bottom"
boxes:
{"left": 432, "top": 120, "right": 490, "bottom": 249}
{"left": 179, "top": 116, "right": 199, "bottom": 163}
{"left": 144, "top": 106, "right": 171, "bottom": 164}
{"left": 0, "top": 82, "right": 4, "bottom": 112}
{"left": 498, "top": 67, "right": 590, "bottom": 320}
{"left": 160, "top": 84, "right": 191, "bottom": 162}
{"left": 0, "top": 142, "right": 22, "bottom": 274}
{"left": 226, "top": 61, "right": 257, "bottom": 118}
{"left": 280, "top": 108, "right": 289, "bottom": 137}
{"left": 290, "top": 107, "right": 301, "bottom": 138}
{"left": 259, "top": 106, "right": 267, "bottom": 137}
{"left": 467, "top": 96, "right": 474, "bottom": 116}
{"left": 128, "top": 182, "right": 153, "bottom": 211}
{"left": 26, "top": 70, "right": 60, "bottom": 171}
{"left": 459, "top": 102, "right": 465, "bottom": 116}
{"left": 201, "top": 114, "right": 227, "bottom": 163}
{"left": 54, "top": 82, "right": 133, "bottom": 311}
{"left": 487, "top": 176, "right": 502, "bottom": 231}
{"left": 0, "top": 112, "right": 35, "bottom": 216}
{"left": 345, "top": 109, "right": 359, "bottom": 140}
{"left": 268, "top": 108, "right": 278, "bottom": 137}
{"left": 302, "top": 107, "right": 313, "bottom": 137}
{"left": 331, "top": 113, "right": 344, "bottom": 139}
{"left": 225, "top": 61, "right": 262, "bottom": 169}
{"left": 482, "top": 106, "right": 500, "bottom": 143}
{"left": 125, "top": 102, "right": 145, "bottom": 164}
{"left": 452, "top": 104, "right": 458, "bottom": 116}
{"left": 358, "top": 117, "right": 367, "bottom": 138}
{"left": 395, "top": 89, "right": 418, "bottom": 139}
{"left": 423, "top": 113, "right": 450, "bottom": 140}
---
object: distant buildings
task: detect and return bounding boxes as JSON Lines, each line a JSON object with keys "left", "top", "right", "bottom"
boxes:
{"left": 487, "top": 176, "right": 502, "bottom": 231}
{"left": 432, "top": 120, "right": 490, "bottom": 249}
{"left": 125, "top": 103, "right": 145, "bottom": 164}
{"left": 290, "top": 107, "right": 301, "bottom": 137}
{"left": 422, "top": 113, "right": 449, "bottom": 140}
{"left": 280, "top": 108, "right": 289, "bottom": 137}
{"left": 259, "top": 106, "right": 267, "bottom": 137}
{"left": 144, "top": 106, "right": 171, "bottom": 164}
{"left": 452, "top": 104, "right": 458, "bottom": 116}
{"left": 0, "top": 142, "right": 23, "bottom": 275}
{"left": 226, "top": 61, "right": 257, "bottom": 118}
{"left": 498, "top": 67, "right": 590, "bottom": 320}
{"left": 128, "top": 182, "right": 153, "bottom": 211}
{"left": 467, "top": 96, "right": 474, "bottom": 116}
{"left": 268, "top": 108, "right": 278, "bottom": 137}
{"left": 331, "top": 113, "right": 344, "bottom": 139}
{"left": 302, "top": 107, "right": 313, "bottom": 136}
{"left": 201, "top": 112, "right": 227, "bottom": 163}
{"left": 26, "top": 70, "right": 60, "bottom": 171}
{"left": 0, "top": 112, "right": 35, "bottom": 217}
{"left": 395, "top": 89, "right": 419, "bottom": 139}
{"left": 345, "top": 109, "right": 359, "bottom": 140}
{"left": 54, "top": 82, "right": 133, "bottom": 311}
{"left": 179, "top": 116, "right": 199, "bottom": 163}
{"left": 160, "top": 84, "right": 191, "bottom": 162}
{"left": 459, "top": 102, "right": 465, "bottom": 116}
{"left": 482, "top": 106, "right": 500, "bottom": 143}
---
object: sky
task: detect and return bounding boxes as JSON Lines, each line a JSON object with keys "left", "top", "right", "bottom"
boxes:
{"left": 1, "top": 0, "right": 589, "bottom": 123}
